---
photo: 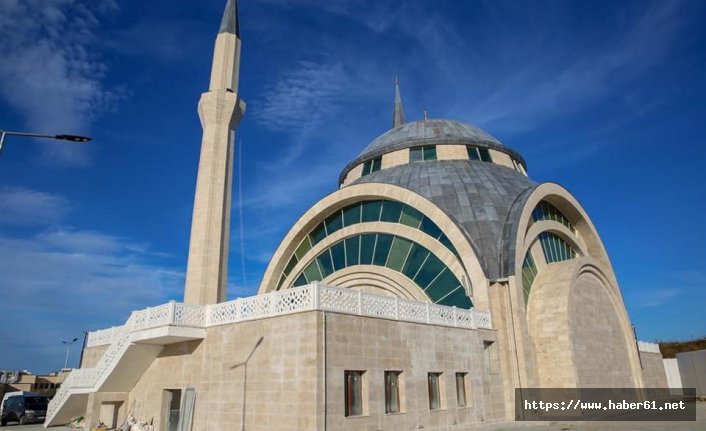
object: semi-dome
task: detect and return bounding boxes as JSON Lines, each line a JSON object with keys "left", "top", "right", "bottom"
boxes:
{"left": 339, "top": 118, "right": 526, "bottom": 184}
{"left": 352, "top": 160, "right": 537, "bottom": 280}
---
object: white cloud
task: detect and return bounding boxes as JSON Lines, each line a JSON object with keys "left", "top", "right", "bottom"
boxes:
{"left": 250, "top": 61, "right": 348, "bottom": 133}
{"left": 0, "top": 229, "right": 183, "bottom": 372}
{"left": 0, "top": 185, "right": 182, "bottom": 372}
{"left": 0, "top": 0, "right": 120, "bottom": 166}
{"left": 0, "top": 185, "right": 72, "bottom": 227}
{"left": 631, "top": 287, "right": 682, "bottom": 308}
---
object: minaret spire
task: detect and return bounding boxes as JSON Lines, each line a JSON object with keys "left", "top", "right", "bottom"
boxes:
{"left": 184, "top": 0, "right": 246, "bottom": 305}
{"left": 392, "top": 76, "right": 406, "bottom": 128}
{"left": 219, "top": 0, "right": 240, "bottom": 36}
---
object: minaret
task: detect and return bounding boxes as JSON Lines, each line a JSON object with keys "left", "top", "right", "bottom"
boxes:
{"left": 392, "top": 77, "right": 406, "bottom": 128}
{"left": 184, "top": 0, "right": 245, "bottom": 304}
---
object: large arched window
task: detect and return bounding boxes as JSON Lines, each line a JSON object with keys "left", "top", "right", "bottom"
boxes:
{"left": 291, "top": 233, "right": 472, "bottom": 309}
{"left": 277, "top": 199, "right": 460, "bottom": 289}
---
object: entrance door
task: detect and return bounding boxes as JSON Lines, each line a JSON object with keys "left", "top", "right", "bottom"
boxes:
{"left": 165, "top": 388, "right": 196, "bottom": 431}
{"left": 165, "top": 390, "right": 181, "bottom": 431}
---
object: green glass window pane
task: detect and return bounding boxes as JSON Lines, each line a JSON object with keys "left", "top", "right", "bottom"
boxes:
{"left": 317, "top": 249, "right": 335, "bottom": 277}
{"left": 419, "top": 216, "right": 443, "bottom": 240}
{"left": 294, "top": 236, "right": 312, "bottom": 260}
{"left": 399, "top": 205, "right": 423, "bottom": 228}
{"left": 360, "top": 233, "right": 376, "bottom": 264}
{"left": 386, "top": 237, "right": 413, "bottom": 271}
{"left": 437, "top": 286, "right": 473, "bottom": 309}
{"left": 303, "top": 261, "right": 322, "bottom": 283}
{"left": 362, "top": 161, "right": 372, "bottom": 176}
{"left": 361, "top": 200, "right": 382, "bottom": 222}
{"left": 380, "top": 200, "right": 403, "bottom": 223}
{"left": 425, "top": 269, "right": 461, "bottom": 301}
{"left": 277, "top": 273, "right": 287, "bottom": 289}
{"left": 413, "top": 254, "right": 446, "bottom": 288}
{"left": 310, "top": 223, "right": 327, "bottom": 245}
{"left": 402, "top": 244, "right": 429, "bottom": 279}
{"left": 373, "top": 234, "right": 393, "bottom": 266}
{"left": 467, "top": 146, "right": 480, "bottom": 160}
{"left": 325, "top": 211, "right": 343, "bottom": 236}
{"left": 283, "top": 255, "right": 298, "bottom": 276}
{"left": 410, "top": 147, "right": 423, "bottom": 162}
{"left": 342, "top": 203, "right": 361, "bottom": 227}
{"left": 331, "top": 241, "right": 346, "bottom": 271}
{"left": 423, "top": 146, "right": 437, "bottom": 160}
{"left": 479, "top": 148, "right": 492, "bottom": 162}
{"left": 345, "top": 236, "right": 360, "bottom": 266}
{"left": 293, "top": 273, "right": 308, "bottom": 287}
{"left": 439, "top": 235, "right": 455, "bottom": 251}
{"left": 372, "top": 157, "right": 382, "bottom": 172}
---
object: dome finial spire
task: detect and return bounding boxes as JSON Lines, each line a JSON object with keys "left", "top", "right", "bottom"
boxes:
{"left": 392, "top": 76, "right": 406, "bottom": 128}
{"left": 423, "top": 108, "right": 429, "bottom": 121}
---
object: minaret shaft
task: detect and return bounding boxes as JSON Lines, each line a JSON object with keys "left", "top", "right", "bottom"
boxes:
{"left": 184, "top": 2, "right": 244, "bottom": 305}
{"left": 209, "top": 34, "right": 241, "bottom": 91}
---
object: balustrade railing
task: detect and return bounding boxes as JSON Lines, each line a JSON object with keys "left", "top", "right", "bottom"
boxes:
{"left": 86, "top": 284, "right": 492, "bottom": 348}
{"left": 637, "top": 341, "right": 661, "bottom": 354}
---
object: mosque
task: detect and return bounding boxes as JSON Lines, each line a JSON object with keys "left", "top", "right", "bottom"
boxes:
{"left": 44, "top": 1, "right": 668, "bottom": 429}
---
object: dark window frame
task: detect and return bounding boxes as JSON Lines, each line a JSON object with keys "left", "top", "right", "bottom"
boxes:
{"left": 344, "top": 370, "right": 365, "bottom": 417}
{"left": 384, "top": 371, "right": 401, "bottom": 414}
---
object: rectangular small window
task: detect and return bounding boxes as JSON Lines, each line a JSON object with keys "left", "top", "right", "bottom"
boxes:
{"left": 362, "top": 160, "right": 372, "bottom": 176}
{"left": 428, "top": 372, "right": 442, "bottom": 410}
{"left": 345, "top": 370, "right": 364, "bottom": 417}
{"left": 484, "top": 341, "right": 495, "bottom": 373}
{"left": 467, "top": 146, "right": 480, "bottom": 160}
{"left": 371, "top": 156, "right": 382, "bottom": 172}
{"left": 410, "top": 147, "right": 423, "bottom": 162}
{"left": 423, "top": 145, "right": 437, "bottom": 160}
{"left": 385, "top": 371, "right": 401, "bottom": 413}
{"left": 456, "top": 373, "right": 468, "bottom": 407}
{"left": 478, "top": 148, "right": 492, "bottom": 162}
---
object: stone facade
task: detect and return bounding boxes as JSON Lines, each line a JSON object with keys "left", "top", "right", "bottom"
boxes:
{"left": 640, "top": 352, "right": 669, "bottom": 388}
{"left": 80, "top": 310, "right": 503, "bottom": 430}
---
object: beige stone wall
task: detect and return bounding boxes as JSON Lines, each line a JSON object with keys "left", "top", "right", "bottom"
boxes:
{"left": 81, "top": 345, "right": 109, "bottom": 369}
{"left": 641, "top": 352, "right": 669, "bottom": 388}
{"left": 324, "top": 312, "right": 505, "bottom": 429}
{"left": 527, "top": 258, "right": 642, "bottom": 389}
{"left": 569, "top": 271, "right": 635, "bottom": 387}
{"left": 126, "top": 312, "right": 322, "bottom": 431}
{"left": 88, "top": 311, "right": 506, "bottom": 430}
{"left": 437, "top": 145, "right": 467, "bottom": 160}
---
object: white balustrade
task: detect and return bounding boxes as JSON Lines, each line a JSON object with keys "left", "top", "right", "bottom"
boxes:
{"left": 637, "top": 341, "right": 661, "bottom": 354}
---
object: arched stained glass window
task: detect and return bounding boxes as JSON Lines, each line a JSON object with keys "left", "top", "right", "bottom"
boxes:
{"left": 521, "top": 253, "right": 538, "bottom": 304}
{"left": 277, "top": 199, "right": 460, "bottom": 288}
{"left": 531, "top": 201, "right": 575, "bottom": 232}
{"left": 291, "top": 233, "right": 472, "bottom": 309}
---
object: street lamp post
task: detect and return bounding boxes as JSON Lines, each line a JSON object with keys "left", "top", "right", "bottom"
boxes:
{"left": 62, "top": 337, "right": 79, "bottom": 370}
{"left": 0, "top": 129, "right": 91, "bottom": 158}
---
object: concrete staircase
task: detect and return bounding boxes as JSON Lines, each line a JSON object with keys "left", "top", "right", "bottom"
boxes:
{"left": 44, "top": 302, "right": 205, "bottom": 427}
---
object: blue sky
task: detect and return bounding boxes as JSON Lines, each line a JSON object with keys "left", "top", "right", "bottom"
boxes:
{"left": 0, "top": 0, "right": 704, "bottom": 373}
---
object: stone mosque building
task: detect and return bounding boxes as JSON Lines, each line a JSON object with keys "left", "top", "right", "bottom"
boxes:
{"left": 45, "top": 1, "right": 668, "bottom": 429}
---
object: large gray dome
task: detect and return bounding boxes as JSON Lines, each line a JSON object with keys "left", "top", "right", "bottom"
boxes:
{"left": 340, "top": 119, "right": 525, "bottom": 184}
{"left": 352, "top": 160, "right": 537, "bottom": 280}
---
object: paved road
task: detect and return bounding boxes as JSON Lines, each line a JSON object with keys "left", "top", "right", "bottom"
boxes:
{"left": 1, "top": 403, "right": 703, "bottom": 430}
